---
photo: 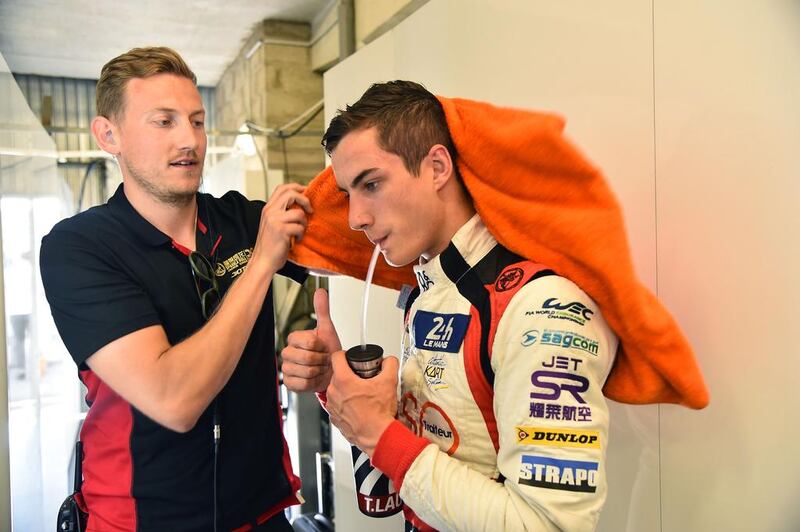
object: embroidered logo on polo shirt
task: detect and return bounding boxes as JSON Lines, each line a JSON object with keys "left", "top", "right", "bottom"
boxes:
{"left": 217, "top": 248, "right": 252, "bottom": 278}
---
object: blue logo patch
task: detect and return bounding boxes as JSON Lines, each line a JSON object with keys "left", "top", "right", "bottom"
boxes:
{"left": 412, "top": 311, "right": 470, "bottom": 353}
{"left": 521, "top": 330, "right": 599, "bottom": 357}
{"left": 521, "top": 330, "right": 539, "bottom": 346}
{"left": 518, "top": 455, "right": 599, "bottom": 493}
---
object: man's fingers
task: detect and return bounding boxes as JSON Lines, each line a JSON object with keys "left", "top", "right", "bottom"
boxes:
{"left": 285, "top": 221, "right": 307, "bottom": 241}
{"left": 286, "top": 330, "right": 322, "bottom": 350}
{"left": 282, "top": 360, "right": 328, "bottom": 379}
{"left": 281, "top": 346, "right": 330, "bottom": 366}
{"left": 284, "top": 193, "right": 313, "bottom": 214}
{"left": 268, "top": 184, "right": 312, "bottom": 213}
{"left": 283, "top": 374, "right": 327, "bottom": 393}
{"left": 268, "top": 208, "right": 307, "bottom": 229}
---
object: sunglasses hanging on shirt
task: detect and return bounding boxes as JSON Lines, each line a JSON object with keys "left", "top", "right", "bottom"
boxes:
{"left": 189, "top": 251, "right": 221, "bottom": 320}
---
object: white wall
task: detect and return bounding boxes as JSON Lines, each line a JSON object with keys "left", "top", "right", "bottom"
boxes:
{"left": 655, "top": 2, "right": 800, "bottom": 531}
{"left": 327, "top": 1, "right": 800, "bottom": 530}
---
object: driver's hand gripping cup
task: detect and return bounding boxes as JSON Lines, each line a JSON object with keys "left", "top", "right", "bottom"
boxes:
{"left": 345, "top": 344, "right": 403, "bottom": 518}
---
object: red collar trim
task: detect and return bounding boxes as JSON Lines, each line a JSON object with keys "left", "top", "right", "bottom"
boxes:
{"left": 171, "top": 218, "right": 221, "bottom": 257}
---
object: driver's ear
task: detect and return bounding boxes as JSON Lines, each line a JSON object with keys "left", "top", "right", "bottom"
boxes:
{"left": 428, "top": 144, "right": 454, "bottom": 191}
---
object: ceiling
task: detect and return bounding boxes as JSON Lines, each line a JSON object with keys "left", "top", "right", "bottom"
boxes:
{"left": 0, "top": 0, "right": 332, "bottom": 86}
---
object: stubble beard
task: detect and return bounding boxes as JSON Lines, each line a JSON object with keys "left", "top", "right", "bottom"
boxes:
{"left": 124, "top": 159, "right": 200, "bottom": 207}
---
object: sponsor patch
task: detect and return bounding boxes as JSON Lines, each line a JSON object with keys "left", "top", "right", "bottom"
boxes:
{"left": 416, "top": 270, "right": 434, "bottom": 291}
{"left": 530, "top": 370, "right": 589, "bottom": 403}
{"left": 526, "top": 298, "right": 594, "bottom": 326}
{"left": 424, "top": 354, "right": 449, "bottom": 391}
{"left": 419, "top": 402, "right": 459, "bottom": 455}
{"left": 521, "top": 330, "right": 539, "bottom": 347}
{"left": 495, "top": 267, "right": 524, "bottom": 292}
{"left": 518, "top": 455, "right": 599, "bottom": 493}
{"left": 217, "top": 247, "right": 253, "bottom": 278}
{"left": 516, "top": 427, "right": 600, "bottom": 449}
{"left": 529, "top": 402, "right": 593, "bottom": 422}
{"left": 524, "top": 329, "right": 600, "bottom": 355}
{"left": 413, "top": 311, "right": 470, "bottom": 353}
{"left": 542, "top": 355, "right": 583, "bottom": 371}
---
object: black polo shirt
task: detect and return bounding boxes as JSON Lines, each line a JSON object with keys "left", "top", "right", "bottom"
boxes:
{"left": 40, "top": 184, "right": 306, "bottom": 531}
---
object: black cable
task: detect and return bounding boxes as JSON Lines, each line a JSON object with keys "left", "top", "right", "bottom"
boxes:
{"left": 247, "top": 101, "right": 324, "bottom": 188}
{"left": 252, "top": 135, "right": 270, "bottom": 197}
{"left": 280, "top": 136, "right": 290, "bottom": 182}
{"left": 213, "top": 401, "right": 221, "bottom": 532}
{"left": 276, "top": 103, "right": 323, "bottom": 140}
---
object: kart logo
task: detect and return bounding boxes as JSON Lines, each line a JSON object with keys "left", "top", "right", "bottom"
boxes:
{"left": 424, "top": 354, "right": 449, "bottom": 391}
{"left": 495, "top": 267, "right": 524, "bottom": 292}
{"left": 521, "top": 330, "right": 539, "bottom": 346}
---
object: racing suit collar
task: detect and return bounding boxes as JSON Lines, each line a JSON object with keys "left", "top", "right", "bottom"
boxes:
{"left": 413, "top": 214, "right": 496, "bottom": 292}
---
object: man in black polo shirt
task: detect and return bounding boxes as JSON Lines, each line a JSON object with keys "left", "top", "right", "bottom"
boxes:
{"left": 40, "top": 47, "right": 310, "bottom": 531}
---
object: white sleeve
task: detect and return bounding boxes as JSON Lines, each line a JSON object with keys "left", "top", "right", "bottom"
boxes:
{"left": 398, "top": 275, "right": 617, "bottom": 531}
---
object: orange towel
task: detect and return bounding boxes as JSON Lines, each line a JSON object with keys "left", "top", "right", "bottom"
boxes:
{"left": 289, "top": 96, "right": 709, "bottom": 409}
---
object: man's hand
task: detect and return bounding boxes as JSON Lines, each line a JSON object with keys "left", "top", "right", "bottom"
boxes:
{"left": 282, "top": 288, "right": 341, "bottom": 392}
{"left": 251, "top": 183, "right": 312, "bottom": 275}
{"left": 326, "top": 351, "right": 399, "bottom": 457}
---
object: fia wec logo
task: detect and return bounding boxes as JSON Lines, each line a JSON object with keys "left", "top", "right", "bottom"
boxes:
{"left": 526, "top": 297, "right": 595, "bottom": 326}
{"left": 542, "top": 298, "right": 594, "bottom": 320}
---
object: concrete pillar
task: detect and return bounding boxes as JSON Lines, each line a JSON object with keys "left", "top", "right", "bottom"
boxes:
{"left": 215, "top": 20, "right": 325, "bottom": 188}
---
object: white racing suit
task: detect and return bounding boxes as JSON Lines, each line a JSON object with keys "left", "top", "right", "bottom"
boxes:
{"left": 370, "top": 215, "right": 618, "bottom": 532}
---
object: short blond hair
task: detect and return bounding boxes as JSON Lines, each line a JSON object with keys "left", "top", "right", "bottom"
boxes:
{"left": 96, "top": 46, "right": 197, "bottom": 121}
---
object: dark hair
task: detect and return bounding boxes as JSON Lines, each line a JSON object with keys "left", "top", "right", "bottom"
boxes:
{"left": 322, "top": 80, "right": 458, "bottom": 176}
{"left": 96, "top": 46, "right": 197, "bottom": 121}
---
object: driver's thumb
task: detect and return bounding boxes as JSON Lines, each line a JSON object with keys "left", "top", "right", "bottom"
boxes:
{"left": 314, "top": 288, "right": 342, "bottom": 350}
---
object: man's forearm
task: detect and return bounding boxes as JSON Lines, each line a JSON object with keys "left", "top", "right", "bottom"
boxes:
{"left": 154, "top": 257, "right": 276, "bottom": 430}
